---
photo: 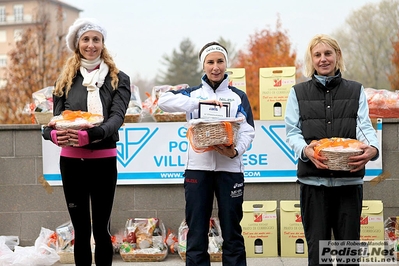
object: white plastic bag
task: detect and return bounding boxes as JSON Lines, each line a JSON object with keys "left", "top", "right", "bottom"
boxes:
{"left": 8, "top": 245, "right": 59, "bottom": 266}
{"left": 32, "top": 86, "right": 54, "bottom": 112}
{"left": 0, "top": 236, "right": 15, "bottom": 264}
{"left": 126, "top": 84, "right": 143, "bottom": 115}
{"left": 0, "top": 228, "right": 60, "bottom": 266}
{"left": 0, "top": 236, "right": 19, "bottom": 251}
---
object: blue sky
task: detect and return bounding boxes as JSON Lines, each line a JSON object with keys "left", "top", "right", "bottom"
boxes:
{"left": 63, "top": 0, "right": 381, "bottom": 81}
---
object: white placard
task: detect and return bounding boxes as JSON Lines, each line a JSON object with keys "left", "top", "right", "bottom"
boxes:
{"left": 199, "top": 102, "right": 230, "bottom": 118}
{"left": 42, "top": 120, "right": 383, "bottom": 186}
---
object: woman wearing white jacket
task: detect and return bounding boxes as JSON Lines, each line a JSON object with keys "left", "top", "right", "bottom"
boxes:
{"left": 159, "top": 41, "right": 255, "bottom": 266}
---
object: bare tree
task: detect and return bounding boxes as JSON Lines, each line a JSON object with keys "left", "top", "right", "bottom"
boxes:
{"left": 333, "top": 0, "right": 399, "bottom": 89}
{"left": 389, "top": 31, "right": 399, "bottom": 89}
{"left": 130, "top": 73, "right": 155, "bottom": 103}
{"left": 0, "top": 4, "right": 68, "bottom": 124}
{"left": 217, "top": 37, "right": 238, "bottom": 66}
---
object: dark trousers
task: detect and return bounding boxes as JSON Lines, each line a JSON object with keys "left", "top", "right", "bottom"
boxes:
{"left": 184, "top": 170, "right": 247, "bottom": 266}
{"left": 300, "top": 183, "right": 363, "bottom": 266}
{"left": 60, "top": 156, "right": 117, "bottom": 266}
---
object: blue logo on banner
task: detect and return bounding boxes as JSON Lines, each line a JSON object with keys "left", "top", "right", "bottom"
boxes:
{"left": 117, "top": 127, "right": 159, "bottom": 167}
{"left": 261, "top": 124, "right": 298, "bottom": 164}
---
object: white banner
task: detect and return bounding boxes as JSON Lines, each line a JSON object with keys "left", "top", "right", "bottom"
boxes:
{"left": 42, "top": 120, "right": 383, "bottom": 186}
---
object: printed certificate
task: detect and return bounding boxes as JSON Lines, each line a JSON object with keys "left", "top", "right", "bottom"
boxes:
{"left": 199, "top": 102, "right": 230, "bottom": 118}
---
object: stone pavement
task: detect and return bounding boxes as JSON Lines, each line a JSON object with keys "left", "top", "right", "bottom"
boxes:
{"left": 53, "top": 253, "right": 309, "bottom": 265}
{"left": 53, "top": 253, "right": 397, "bottom": 265}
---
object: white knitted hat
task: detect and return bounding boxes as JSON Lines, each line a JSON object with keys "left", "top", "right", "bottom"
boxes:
{"left": 66, "top": 18, "right": 107, "bottom": 52}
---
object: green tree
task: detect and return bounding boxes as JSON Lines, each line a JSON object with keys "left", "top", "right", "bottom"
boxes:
{"left": 332, "top": 0, "right": 399, "bottom": 89}
{"left": 156, "top": 38, "right": 202, "bottom": 86}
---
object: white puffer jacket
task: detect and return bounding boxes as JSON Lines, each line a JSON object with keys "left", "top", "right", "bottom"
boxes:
{"left": 158, "top": 74, "right": 255, "bottom": 173}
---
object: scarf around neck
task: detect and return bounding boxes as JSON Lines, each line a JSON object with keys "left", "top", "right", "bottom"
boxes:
{"left": 80, "top": 57, "right": 109, "bottom": 115}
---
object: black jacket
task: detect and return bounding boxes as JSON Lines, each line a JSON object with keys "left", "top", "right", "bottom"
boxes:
{"left": 42, "top": 70, "right": 131, "bottom": 150}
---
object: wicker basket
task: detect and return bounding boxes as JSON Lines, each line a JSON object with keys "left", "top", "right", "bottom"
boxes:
{"left": 58, "top": 252, "right": 74, "bottom": 264}
{"left": 124, "top": 113, "right": 141, "bottom": 123}
{"left": 320, "top": 149, "right": 363, "bottom": 171}
{"left": 120, "top": 250, "right": 167, "bottom": 262}
{"left": 179, "top": 251, "right": 222, "bottom": 262}
{"left": 34, "top": 112, "right": 53, "bottom": 125}
{"left": 190, "top": 122, "right": 239, "bottom": 148}
{"left": 153, "top": 112, "right": 186, "bottom": 122}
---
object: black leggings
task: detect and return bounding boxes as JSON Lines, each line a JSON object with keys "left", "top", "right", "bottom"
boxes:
{"left": 60, "top": 156, "right": 117, "bottom": 266}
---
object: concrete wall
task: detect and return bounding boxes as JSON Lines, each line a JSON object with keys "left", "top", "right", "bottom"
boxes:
{"left": 0, "top": 121, "right": 398, "bottom": 247}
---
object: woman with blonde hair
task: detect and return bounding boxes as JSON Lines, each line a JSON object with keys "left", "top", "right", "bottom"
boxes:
{"left": 285, "top": 34, "right": 379, "bottom": 266}
{"left": 42, "top": 18, "right": 130, "bottom": 266}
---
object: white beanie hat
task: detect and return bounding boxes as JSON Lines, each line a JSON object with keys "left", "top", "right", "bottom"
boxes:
{"left": 66, "top": 18, "right": 107, "bottom": 52}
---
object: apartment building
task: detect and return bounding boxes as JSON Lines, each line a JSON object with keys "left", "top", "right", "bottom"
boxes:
{"left": 0, "top": 0, "right": 81, "bottom": 88}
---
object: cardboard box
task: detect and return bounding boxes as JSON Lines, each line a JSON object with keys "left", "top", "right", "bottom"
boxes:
{"left": 279, "top": 200, "right": 384, "bottom": 259}
{"left": 280, "top": 201, "right": 308, "bottom": 257}
{"left": 360, "top": 200, "right": 384, "bottom": 241}
{"left": 226, "top": 68, "right": 246, "bottom": 93}
{"left": 241, "top": 201, "right": 278, "bottom": 257}
{"left": 259, "top": 67, "right": 296, "bottom": 120}
{"left": 358, "top": 200, "right": 385, "bottom": 262}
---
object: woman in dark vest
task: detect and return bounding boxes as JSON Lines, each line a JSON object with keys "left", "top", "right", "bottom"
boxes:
{"left": 284, "top": 34, "right": 379, "bottom": 266}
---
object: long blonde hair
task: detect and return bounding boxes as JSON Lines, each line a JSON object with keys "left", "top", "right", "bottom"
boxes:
{"left": 304, "top": 34, "right": 346, "bottom": 78}
{"left": 53, "top": 46, "right": 119, "bottom": 97}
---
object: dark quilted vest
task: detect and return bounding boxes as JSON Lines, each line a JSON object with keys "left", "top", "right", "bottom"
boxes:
{"left": 294, "top": 73, "right": 365, "bottom": 178}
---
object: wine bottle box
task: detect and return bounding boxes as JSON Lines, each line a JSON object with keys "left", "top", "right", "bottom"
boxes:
{"left": 226, "top": 68, "right": 246, "bottom": 93}
{"left": 280, "top": 201, "right": 308, "bottom": 258}
{"left": 259, "top": 66, "right": 296, "bottom": 121}
{"left": 241, "top": 201, "right": 278, "bottom": 257}
{"left": 358, "top": 200, "right": 385, "bottom": 262}
{"left": 279, "top": 200, "right": 384, "bottom": 258}
{"left": 360, "top": 200, "right": 384, "bottom": 242}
